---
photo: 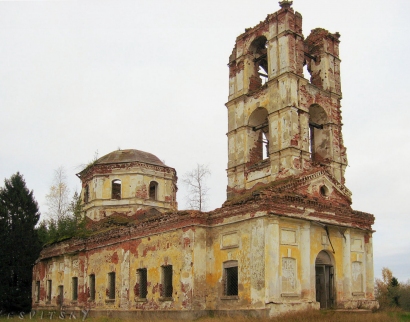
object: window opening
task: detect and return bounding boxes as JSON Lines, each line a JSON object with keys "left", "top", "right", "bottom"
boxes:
{"left": 223, "top": 261, "right": 238, "bottom": 296}
{"left": 161, "top": 265, "right": 173, "bottom": 298}
{"left": 46, "top": 280, "right": 52, "bottom": 302}
{"left": 35, "top": 281, "right": 40, "bottom": 302}
{"left": 262, "top": 131, "right": 269, "bottom": 159}
{"left": 84, "top": 184, "right": 89, "bottom": 203}
{"left": 108, "top": 272, "right": 115, "bottom": 300}
{"left": 149, "top": 181, "right": 158, "bottom": 200}
{"left": 320, "top": 185, "right": 329, "bottom": 197}
{"left": 111, "top": 180, "right": 121, "bottom": 200}
{"left": 258, "top": 66, "right": 268, "bottom": 85}
{"left": 57, "top": 285, "right": 63, "bottom": 307}
{"left": 249, "top": 107, "right": 269, "bottom": 165}
{"left": 309, "top": 105, "right": 328, "bottom": 162}
{"left": 89, "top": 274, "right": 95, "bottom": 301}
{"left": 303, "top": 61, "right": 311, "bottom": 81}
{"left": 137, "top": 268, "right": 148, "bottom": 299}
{"left": 250, "top": 36, "right": 268, "bottom": 90}
{"left": 309, "top": 121, "right": 323, "bottom": 161}
{"left": 72, "top": 277, "right": 78, "bottom": 301}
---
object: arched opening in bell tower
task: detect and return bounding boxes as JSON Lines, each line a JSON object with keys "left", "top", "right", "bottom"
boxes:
{"left": 248, "top": 107, "right": 269, "bottom": 166}
{"left": 309, "top": 104, "right": 329, "bottom": 163}
{"left": 249, "top": 36, "right": 268, "bottom": 90}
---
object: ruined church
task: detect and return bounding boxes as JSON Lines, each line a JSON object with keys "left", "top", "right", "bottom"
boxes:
{"left": 32, "top": 1, "right": 378, "bottom": 318}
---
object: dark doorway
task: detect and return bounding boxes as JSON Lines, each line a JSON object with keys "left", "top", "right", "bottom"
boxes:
{"left": 315, "top": 251, "right": 334, "bottom": 308}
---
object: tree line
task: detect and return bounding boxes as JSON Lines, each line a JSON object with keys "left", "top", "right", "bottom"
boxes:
{"left": 0, "top": 168, "right": 85, "bottom": 313}
{"left": 376, "top": 267, "right": 410, "bottom": 311}
{"left": 37, "top": 167, "right": 86, "bottom": 245}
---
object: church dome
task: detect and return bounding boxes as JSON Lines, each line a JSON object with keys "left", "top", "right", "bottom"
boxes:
{"left": 95, "top": 149, "right": 165, "bottom": 167}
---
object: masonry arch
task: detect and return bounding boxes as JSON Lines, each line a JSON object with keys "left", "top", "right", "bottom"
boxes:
{"left": 315, "top": 250, "right": 335, "bottom": 308}
{"left": 247, "top": 107, "right": 269, "bottom": 165}
{"left": 248, "top": 36, "right": 268, "bottom": 90}
{"left": 309, "top": 104, "right": 330, "bottom": 162}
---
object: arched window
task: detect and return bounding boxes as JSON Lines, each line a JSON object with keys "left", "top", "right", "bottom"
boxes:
{"left": 309, "top": 104, "right": 328, "bottom": 162}
{"left": 249, "top": 36, "right": 268, "bottom": 91}
{"left": 149, "top": 181, "right": 158, "bottom": 200}
{"left": 84, "top": 184, "right": 89, "bottom": 203}
{"left": 248, "top": 107, "right": 269, "bottom": 166}
{"left": 111, "top": 179, "right": 121, "bottom": 200}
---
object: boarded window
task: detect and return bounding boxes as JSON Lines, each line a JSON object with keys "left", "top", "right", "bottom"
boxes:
{"left": 149, "top": 181, "right": 158, "bottom": 200}
{"left": 223, "top": 260, "right": 238, "bottom": 296}
{"left": 47, "top": 280, "right": 52, "bottom": 302}
{"left": 282, "top": 257, "right": 297, "bottom": 294}
{"left": 108, "top": 272, "right": 115, "bottom": 299}
{"left": 112, "top": 180, "right": 121, "bottom": 200}
{"left": 72, "top": 277, "right": 78, "bottom": 301}
{"left": 137, "top": 268, "right": 148, "bottom": 299}
{"left": 161, "top": 265, "right": 173, "bottom": 298}
{"left": 35, "top": 281, "right": 40, "bottom": 302}
{"left": 89, "top": 274, "right": 95, "bottom": 301}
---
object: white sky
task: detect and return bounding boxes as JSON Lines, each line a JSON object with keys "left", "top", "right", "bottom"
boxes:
{"left": 1, "top": 0, "right": 409, "bottom": 282}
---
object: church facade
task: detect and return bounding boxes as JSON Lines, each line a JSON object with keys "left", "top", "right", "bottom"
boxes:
{"left": 32, "top": 1, "right": 378, "bottom": 318}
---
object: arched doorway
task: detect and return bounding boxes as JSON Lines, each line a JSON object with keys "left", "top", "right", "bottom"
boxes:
{"left": 315, "top": 250, "right": 334, "bottom": 308}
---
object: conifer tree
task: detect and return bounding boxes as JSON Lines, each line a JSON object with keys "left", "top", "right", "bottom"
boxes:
{"left": 0, "top": 172, "right": 41, "bottom": 312}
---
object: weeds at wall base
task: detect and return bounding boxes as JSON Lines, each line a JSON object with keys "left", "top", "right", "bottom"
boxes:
{"left": 1, "top": 309, "right": 410, "bottom": 322}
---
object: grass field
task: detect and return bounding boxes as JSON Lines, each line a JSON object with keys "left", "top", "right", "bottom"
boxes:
{"left": 1, "top": 309, "right": 410, "bottom": 322}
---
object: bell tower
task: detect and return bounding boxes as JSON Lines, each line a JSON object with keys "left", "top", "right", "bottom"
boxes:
{"left": 226, "top": 1, "right": 347, "bottom": 199}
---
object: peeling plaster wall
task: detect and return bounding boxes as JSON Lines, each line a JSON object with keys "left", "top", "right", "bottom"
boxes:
{"left": 80, "top": 161, "right": 177, "bottom": 221}
{"left": 226, "top": 3, "right": 347, "bottom": 197}
{"left": 32, "top": 208, "right": 377, "bottom": 315}
{"left": 32, "top": 2, "right": 377, "bottom": 319}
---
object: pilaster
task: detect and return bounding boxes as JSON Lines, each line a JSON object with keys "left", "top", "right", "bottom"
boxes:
{"left": 265, "top": 216, "right": 281, "bottom": 301}
{"left": 343, "top": 229, "right": 352, "bottom": 301}
{"left": 300, "top": 222, "right": 311, "bottom": 299}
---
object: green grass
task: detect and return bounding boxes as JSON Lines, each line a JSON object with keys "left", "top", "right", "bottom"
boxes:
{"left": 1, "top": 310, "right": 409, "bottom": 322}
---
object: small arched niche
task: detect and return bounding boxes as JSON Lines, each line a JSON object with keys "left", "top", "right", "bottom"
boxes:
{"left": 249, "top": 36, "right": 268, "bottom": 91}
{"left": 309, "top": 104, "right": 330, "bottom": 162}
{"left": 248, "top": 107, "right": 269, "bottom": 164}
{"left": 111, "top": 179, "right": 121, "bottom": 200}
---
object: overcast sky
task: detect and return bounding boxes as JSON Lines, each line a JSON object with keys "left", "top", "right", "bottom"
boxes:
{"left": 1, "top": 0, "right": 409, "bottom": 282}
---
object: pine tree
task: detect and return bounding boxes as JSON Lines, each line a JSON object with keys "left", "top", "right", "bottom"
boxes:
{"left": 0, "top": 173, "right": 41, "bottom": 312}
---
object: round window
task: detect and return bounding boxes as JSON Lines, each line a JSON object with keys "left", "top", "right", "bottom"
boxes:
{"left": 320, "top": 185, "right": 329, "bottom": 197}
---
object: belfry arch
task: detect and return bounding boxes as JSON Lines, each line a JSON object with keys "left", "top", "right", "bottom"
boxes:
{"left": 309, "top": 104, "right": 330, "bottom": 163}
{"left": 248, "top": 36, "right": 269, "bottom": 91}
{"left": 247, "top": 107, "right": 269, "bottom": 165}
